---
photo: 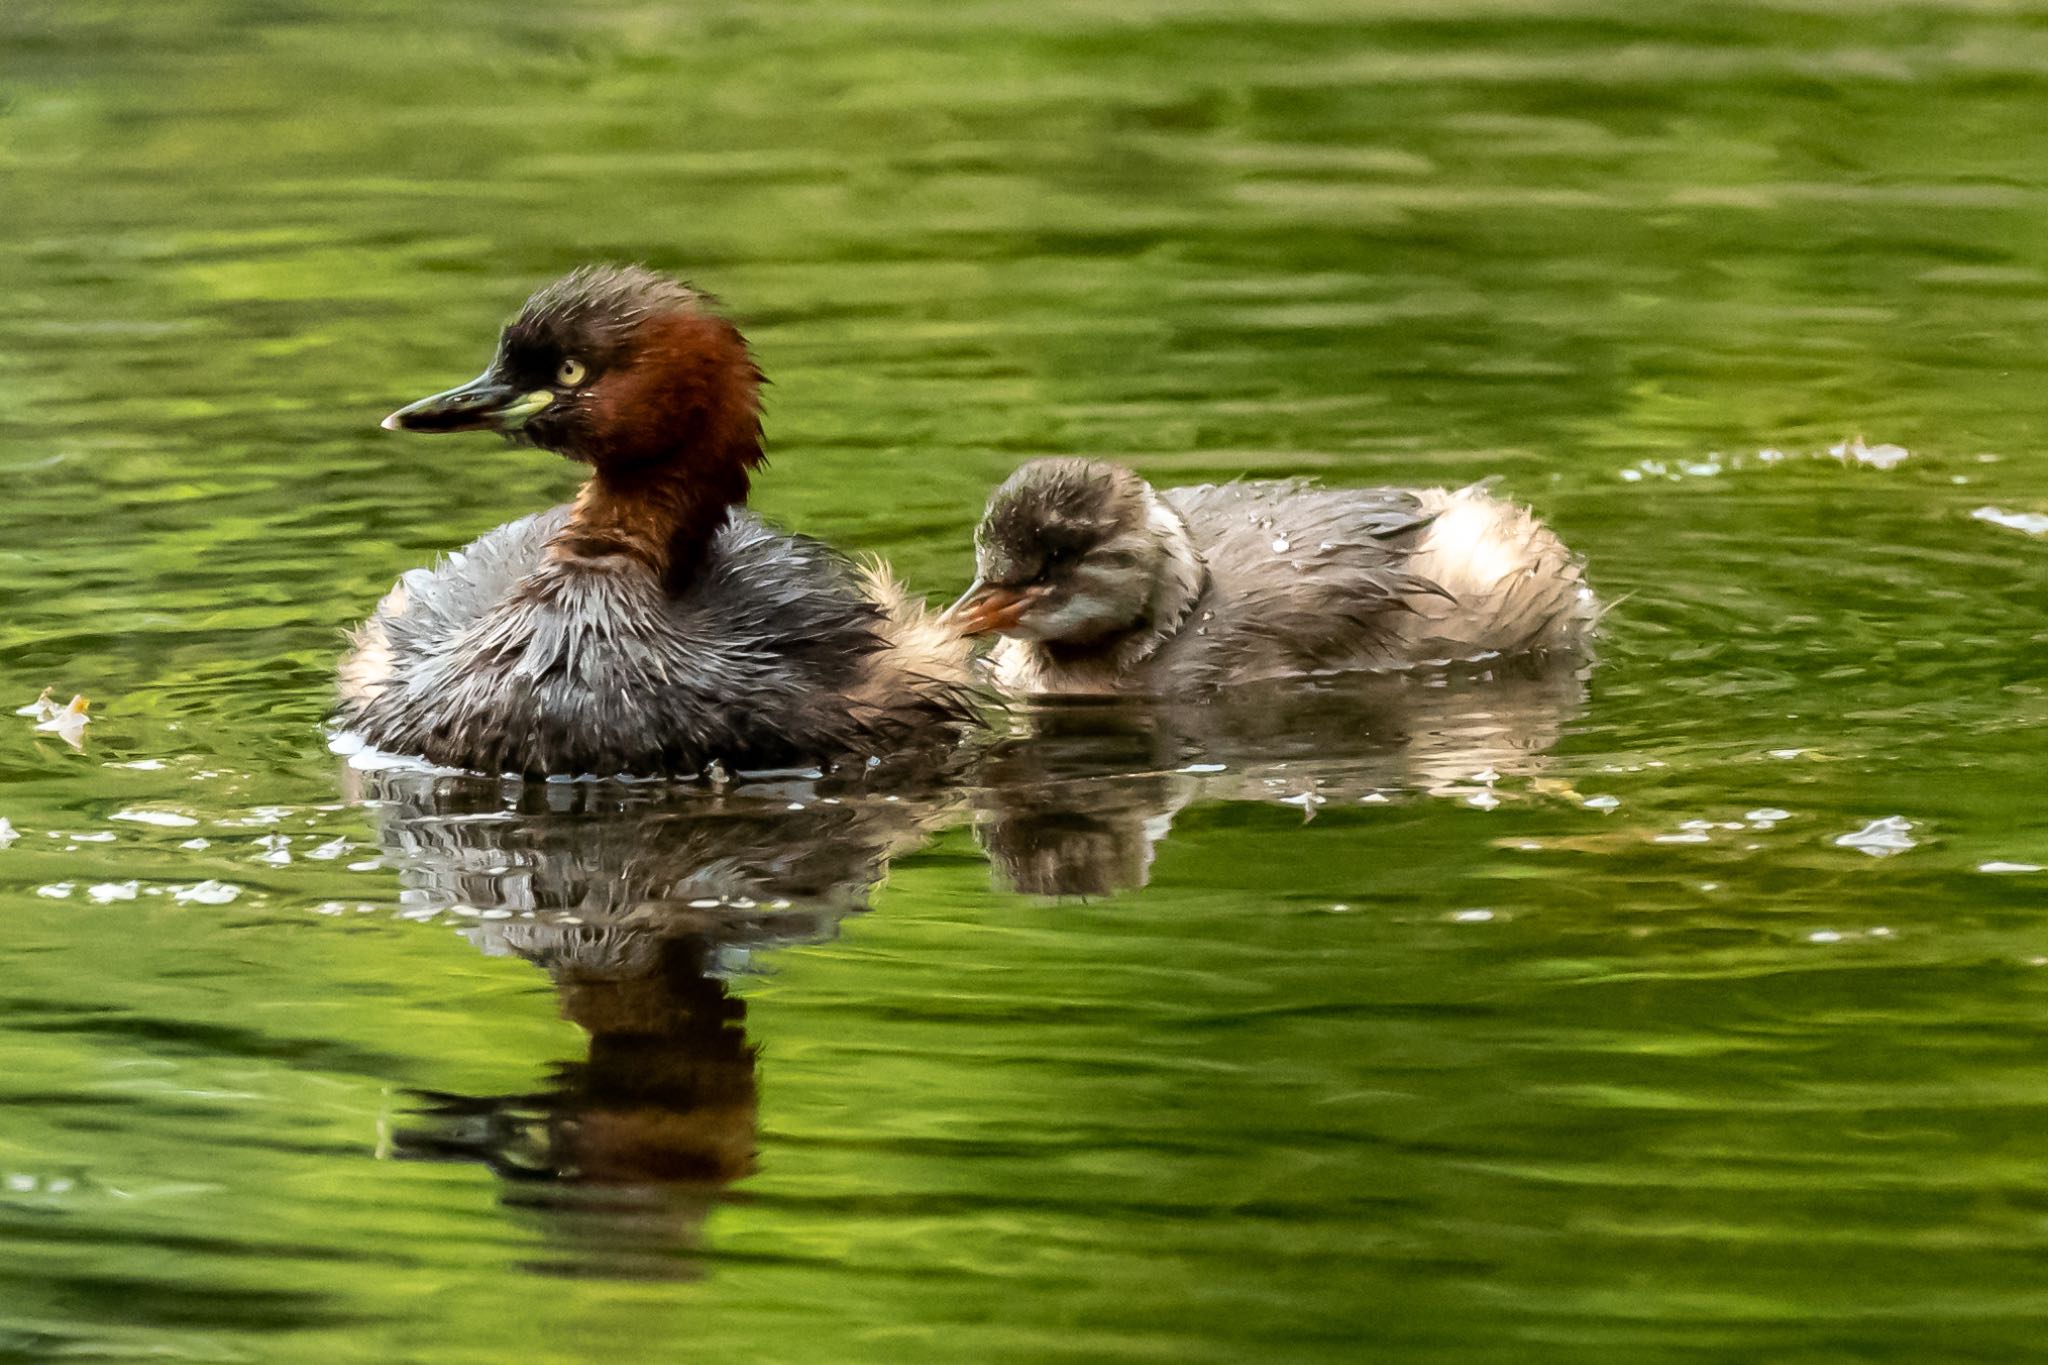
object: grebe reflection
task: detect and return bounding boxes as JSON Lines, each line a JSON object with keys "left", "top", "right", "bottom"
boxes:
{"left": 359, "top": 768, "right": 952, "bottom": 1278}
{"left": 970, "top": 666, "right": 1590, "bottom": 898}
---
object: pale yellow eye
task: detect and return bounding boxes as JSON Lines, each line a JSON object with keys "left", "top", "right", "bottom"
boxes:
{"left": 555, "top": 357, "right": 588, "bottom": 387}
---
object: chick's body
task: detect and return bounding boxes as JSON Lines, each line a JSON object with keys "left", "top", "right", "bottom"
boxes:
{"left": 960, "top": 459, "right": 1595, "bottom": 697}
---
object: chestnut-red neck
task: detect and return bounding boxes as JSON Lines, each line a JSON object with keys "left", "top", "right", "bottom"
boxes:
{"left": 545, "top": 310, "right": 765, "bottom": 590}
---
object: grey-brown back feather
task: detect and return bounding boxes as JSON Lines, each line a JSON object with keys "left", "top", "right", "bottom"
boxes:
{"left": 1152, "top": 480, "right": 1445, "bottom": 687}
{"left": 337, "top": 507, "right": 976, "bottom": 776}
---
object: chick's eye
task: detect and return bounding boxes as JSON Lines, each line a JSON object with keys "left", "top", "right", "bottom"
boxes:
{"left": 555, "top": 357, "right": 588, "bottom": 387}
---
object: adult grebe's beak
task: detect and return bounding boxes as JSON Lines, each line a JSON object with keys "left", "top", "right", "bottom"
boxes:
{"left": 941, "top": 579, "right": 1046, "bottom": 637}
{"left": 381, "top": 371, "right": 553, "bottom": 433}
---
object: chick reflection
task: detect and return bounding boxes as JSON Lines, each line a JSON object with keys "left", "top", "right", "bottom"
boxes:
{"left": 972, "top": 666, "right": 1589, "bottom": 897}
{"left": 361, "top": 770, "right": 949, "bottom": 1279}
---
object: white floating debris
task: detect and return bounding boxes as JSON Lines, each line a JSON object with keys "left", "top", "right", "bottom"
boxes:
{"left": 1767, "top": 749, "right": 1806, "bottom": 761}
{"left": 1655, "top": 831, "right": 1711, "bottom": 844}
{"left": 171, "top": 880, "right": 240, "bottom": 905}
{"left": 1980, "top": 861, "right": 2043, "bottom": 874}
{"left": 304, "top": 837, "right": 350, "bottom": 861}
{"left": 87, "top": 881, "right": 139, "bottom": 903}
{"left": 21, "top": 691, "right": 91, "bottom": 749}
{"left": 1181, "top": 762, "right": 1227, "bottom": 775}
{"left": 111, "top": 809, "right": 198, "bottom": 829}
{"left": 112, "top": 759, "right": 165, "bottom": 771}
{"left": 1808, "top": 929, "right": 1844, "bottom": 944}
{"left": 0, "top": 818, "right": 15, "bottom": 847}
{"left": 1471, "top": 768, "right": 1500, "bottom": 785}
{"left": 179, "top": 838, "right": 211, "bottom": 851}
{"left": 1828, "top": 437, "right": 1909, "bottom": 470}
{"left": 1746, "top": 808, "right": 1791, "bottom": 824}
{"left": 1971, "top": 506, "right": 2048, "bottom": 537}
{"left": 1835, "top": 816, "right": 1916, "bottom": 857}
{"left": 1451, "top": 909, "right": 1495, "bottom": 923}
{"left": 1582, "top": 795, "right": 1621, "bottom": 811}
{"left": 1271, "top": 537, "right": 1290, "bottom": 553}
{"left": 36, "top": 883, "right": 74, "bottom": 899}
{"left": 343, "top": 746, "right": 437, "bottom": 774}
{"left": 1464, "top": 791, "right": 1500, "bottom": 811}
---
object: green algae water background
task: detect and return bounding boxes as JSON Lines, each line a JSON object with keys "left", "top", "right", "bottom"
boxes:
{"left": 3, "top": 1, "right": 2048, "bottom": 1360}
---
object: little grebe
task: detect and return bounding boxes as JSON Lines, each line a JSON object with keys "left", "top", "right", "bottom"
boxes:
{"left": 336, "top": 266, "right": 976, "bottom": 777}
{"left": 946, "top": 458, "right": 1595, "bottom": 696}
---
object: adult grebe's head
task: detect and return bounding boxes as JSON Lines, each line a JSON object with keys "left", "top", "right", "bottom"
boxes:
{"left": 947, "top": 458, "right": 1203, "bottom": 651}
{"left": 383, "top": 265, "right": 763, "bottom": 483}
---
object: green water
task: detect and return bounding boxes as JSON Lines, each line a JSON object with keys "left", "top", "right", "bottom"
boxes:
{"left": 4, "top": 1, "right": 2047, "bottom": 1360}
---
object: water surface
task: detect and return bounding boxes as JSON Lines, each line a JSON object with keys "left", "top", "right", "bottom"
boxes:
{"left": 2, "top": 2, "right": 2046, "bottom": 1360}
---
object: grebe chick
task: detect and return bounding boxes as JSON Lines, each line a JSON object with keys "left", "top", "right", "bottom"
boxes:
{"left": 946, "top": 458, "right": 1595, "bottom": 696}
{"left": 337, "top": 265, "right": 976, "bottom": 777}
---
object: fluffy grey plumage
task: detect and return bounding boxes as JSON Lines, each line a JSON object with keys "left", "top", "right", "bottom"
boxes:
{"left": 338, "top": 266, "right": 977, "bottom": 777}
{"left": 956, "top": 457, "right": 1597, "bottom": 696}
{"left": 339, "top": 506, "right": 975, "bottom": 776}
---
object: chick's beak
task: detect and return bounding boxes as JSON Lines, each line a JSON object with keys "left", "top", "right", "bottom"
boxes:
{"left": 942, "top": 579, "right": 1046, "bottom": 638}
{"left": 381, "top": 371, "right": 554, "bottom": 433}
